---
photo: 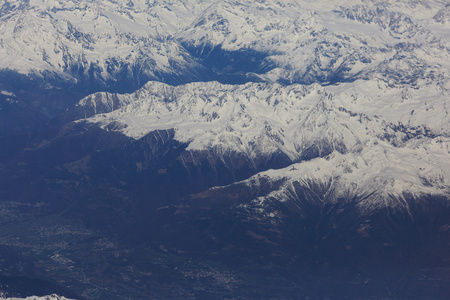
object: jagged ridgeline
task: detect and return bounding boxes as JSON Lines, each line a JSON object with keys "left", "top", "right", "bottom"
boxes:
{"left": 0, "top": 0, "right": 449, "bottom": 299}
{"left": 1, "top": 0, "right": 449, "bottom": 135}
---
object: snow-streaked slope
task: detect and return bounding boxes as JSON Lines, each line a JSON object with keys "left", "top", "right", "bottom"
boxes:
{"left": 79, "top": 81, "right": 366, "bottom": 160}
{"left": 3, "top": 0, "right": 449, "bottom": 209}
{"left": 178, "top": 0, "right": 450, "bottom": 84}
{"left": 80, "top": 79, "right": 449, "bottom": 151}
{"left": 0, "top": 0, "right": 201, "bottom": 82}
{"left": 234, "top": 137, "right": 450, "bottom": 215}
{"left": 1, "top": 0, "right": 449, "bottom": 86}
{"left": 76, "top": 78, "right": 450, "bottom": 204}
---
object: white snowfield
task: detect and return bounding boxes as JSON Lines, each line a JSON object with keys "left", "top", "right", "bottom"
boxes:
{"left": 177, "top": 0, "right": 450, "bottom": 84}
{"left": 0, "top": 0, "right": 449, "bottom": 84}
{"left": 0, "top": 0, "right": 202, "bottom": 80}
{"left": 78, "top": 78, "right": 450, "bottom": 210}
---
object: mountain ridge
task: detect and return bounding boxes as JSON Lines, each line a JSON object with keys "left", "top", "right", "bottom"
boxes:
{"left": 0, "top": 0, "right": 449, "bottom": 299}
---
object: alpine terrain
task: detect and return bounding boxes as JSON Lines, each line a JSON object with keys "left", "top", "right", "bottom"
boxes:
{"left": 0, "top": 0, "right": 449, "bottom": 299}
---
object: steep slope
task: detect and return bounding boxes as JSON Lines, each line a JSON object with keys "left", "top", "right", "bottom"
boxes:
{"left": 75, "top": 79, "right": 449, "bottom": 207}
{"left": 208, "top": 137, "right": 449, "bottom": 214}
{"left": 178, "top": 0, "right": 450, "bottom": 85}
{"left": 3, "top": 0, "right": 449, "bottom": 83}
{"left": 0, "top": 0, "right": 202, "bottom": 83}
{"left": 1, "top": 0, "right": 449, "bottom": 136}
{"left": 0, "top": 0, "right": 205, "bottom": 136}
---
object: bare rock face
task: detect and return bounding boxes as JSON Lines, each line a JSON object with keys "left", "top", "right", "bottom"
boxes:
{"left": 434, "top": 4, "right": 450, "bottom": 24}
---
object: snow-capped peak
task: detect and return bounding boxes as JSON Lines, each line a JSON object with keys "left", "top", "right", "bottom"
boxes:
{"left": 236, "top": 136, "right": 450, "bottom": 215}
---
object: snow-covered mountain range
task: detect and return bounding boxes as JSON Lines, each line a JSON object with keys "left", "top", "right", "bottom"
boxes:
{"left": 178, "top": 0, "right": 450, "bottom": 85}
{"left": 1, "top": 0, "right": 449, "bottom": 138}
{"left": 1, "top": 0, "right": 449, "bottom": 299}
{"left": 0, "top": 0, "right": 197, "bottom": 82}
{"left": 76, "top": 77, "right": 449, "bottom": 212}
{"left": 1, "top": 0, "right": 449, "bottom": 85}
